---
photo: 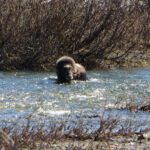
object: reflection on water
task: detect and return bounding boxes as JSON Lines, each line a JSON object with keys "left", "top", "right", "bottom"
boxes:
{"left": 0, "top": 69, "right": 150, "bottom": 131}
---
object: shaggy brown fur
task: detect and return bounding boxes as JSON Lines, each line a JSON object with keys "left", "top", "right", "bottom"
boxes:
{"left": 56, "top": 56, "right": 87, "bottom": 83}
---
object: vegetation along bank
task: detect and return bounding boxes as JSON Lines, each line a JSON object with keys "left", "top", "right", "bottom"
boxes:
{"left": 0, "top": 0, "right": 149, "bottom": 71}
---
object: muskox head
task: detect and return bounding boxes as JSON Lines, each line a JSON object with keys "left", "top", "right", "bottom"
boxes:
{"left": 56, "top": 56, "right": 87, "bottom": 83}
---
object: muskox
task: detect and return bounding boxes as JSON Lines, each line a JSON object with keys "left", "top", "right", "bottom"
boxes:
{"left": 56, "top": 56, "right": 87, "bottom": 83}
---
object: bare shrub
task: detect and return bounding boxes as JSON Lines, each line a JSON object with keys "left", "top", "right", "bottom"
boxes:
{"left": 0, "top": 0, "right": 149, "bottom": 70}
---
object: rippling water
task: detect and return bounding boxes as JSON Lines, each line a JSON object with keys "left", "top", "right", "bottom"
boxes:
{"left": 0, "top": 69, "right": 150, "bottom": 131}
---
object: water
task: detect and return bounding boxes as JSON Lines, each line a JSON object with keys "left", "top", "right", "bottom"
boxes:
{"left": 0, "top": 69, "right": 150, "bottom": 132}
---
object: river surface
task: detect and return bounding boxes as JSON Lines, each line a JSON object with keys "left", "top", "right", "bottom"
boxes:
{"left": 0, "top": 69, "right": 150, "bottom": 133}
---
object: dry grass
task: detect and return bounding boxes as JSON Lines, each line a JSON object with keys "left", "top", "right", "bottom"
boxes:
{"left": 0, "top": 114, "right": 149, "bottom": 150}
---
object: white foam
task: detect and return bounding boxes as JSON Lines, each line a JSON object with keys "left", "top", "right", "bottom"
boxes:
{"left": 89, "top": 78, "right": 100, "bottom": 82}
{"left": 38, "top": 108, "right": 71, "bottom": 116}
